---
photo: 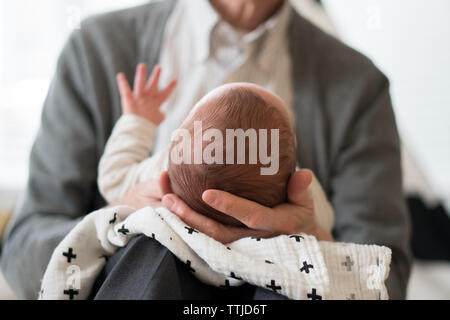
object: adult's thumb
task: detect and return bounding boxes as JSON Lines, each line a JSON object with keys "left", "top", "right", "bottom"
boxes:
{"left": 287, "top": 169, "right": 313, "bottom": 206}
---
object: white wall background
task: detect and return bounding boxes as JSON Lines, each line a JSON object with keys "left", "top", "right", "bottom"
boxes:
{"left": 323, "top": 0, "right": 450, "bottom": 205}
{"left": 1, "top": 0, "right": 449, "bottom": 206}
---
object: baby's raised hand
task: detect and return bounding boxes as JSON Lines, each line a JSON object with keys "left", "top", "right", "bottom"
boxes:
{"left": 116, "top": 64, "right": 177, "bottom": 125}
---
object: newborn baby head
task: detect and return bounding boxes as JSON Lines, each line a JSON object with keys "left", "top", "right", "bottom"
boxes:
{"left": 168, "top": 83, "right": 297, "bottom": 226}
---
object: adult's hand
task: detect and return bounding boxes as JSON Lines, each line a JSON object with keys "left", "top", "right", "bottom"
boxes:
{"left": 162, "top": 169, "right": 334, "bottom": 244}
{"left": 109, "top": 171, "right": 172, "bottom": 209}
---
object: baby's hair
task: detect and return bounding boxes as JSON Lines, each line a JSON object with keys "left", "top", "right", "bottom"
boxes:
{"left": 168, "top": 87, "right": 297, "bottom": 226}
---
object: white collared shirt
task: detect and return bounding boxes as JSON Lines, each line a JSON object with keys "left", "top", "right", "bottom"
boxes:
{"left": 153, "top": 0, "right": 294, "bottom": 152}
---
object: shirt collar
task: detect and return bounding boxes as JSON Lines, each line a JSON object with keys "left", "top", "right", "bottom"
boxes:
{"left": 182, "top": 0, "right": 293, "bottom": 67}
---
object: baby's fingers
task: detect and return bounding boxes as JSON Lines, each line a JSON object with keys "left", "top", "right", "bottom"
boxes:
{"left": 116, "top": 73, "right": 133, "bottom": 102}
{"left": 146, "top": 65, "right": 162, "bottom": 92}
{"left": 158, "top": 79, "right": 178, "bottom": 102}
{"left": 133, "top": 63, "right": 147, "bottom": 96}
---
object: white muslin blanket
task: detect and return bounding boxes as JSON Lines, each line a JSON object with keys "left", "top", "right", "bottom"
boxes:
{"left": 39, "top": 205, "right": 391, "bottom": 300}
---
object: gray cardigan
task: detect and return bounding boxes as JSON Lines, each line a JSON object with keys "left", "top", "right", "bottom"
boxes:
{"left": 1, "top": 0, "right": 411, "bottom": 299}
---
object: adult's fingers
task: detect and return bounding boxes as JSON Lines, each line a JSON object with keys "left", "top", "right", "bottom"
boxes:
{"left": 287, "top": 169, "right": 313, "bottom": 206}
{"left": 163, "top": 193, "right": 226, "bottom": 240}
{"left": 133, "top": 63, "right": 147, "bottom": 96}
{"left": 162, "top": 194, "right": 275, "bottom": 243}
{"left": 202, "top": 182, "right": 315, "bottom": 235}
{"left": 202, "top": 189, "right": 273, "bottom": 231}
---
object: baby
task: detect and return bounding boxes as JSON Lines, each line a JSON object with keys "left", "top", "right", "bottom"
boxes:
{"left": 40, "top": 65, "right": 392, "bottom": 300}
{"left": 98, "top": 64, "right": 333, "bottom": 231}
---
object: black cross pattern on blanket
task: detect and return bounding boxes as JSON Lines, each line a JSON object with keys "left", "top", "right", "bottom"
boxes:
{"left": 63, "top": 288, "right": 79, "bottom": 300}
{"left": 109, "top": 212, "right": 117, "bottom": 224}
{"left": 185, "top": 260, "right": 195, "bottom": 273}
{"left": 220, "top": 279, "right": 233, "bottom": 288}
{"left": 118, "top": 224, "right": 130, "bottom": 235}
{"left": 266, "top": 280, "right": 282, "bottom": 293}
{"left": 307, "top": 288, "right": 322, "bottom": 300}
{"left": 62, "top": 248, "right": 76, "bottom": 263}
{"left": 300, "top": 261, "right": 314, "bottom": 273}
{"left": 230, "top": 272, "right": 242, "bottom": 280}
{"left": 184, "top": 226, "right": 199, "bottom": 234}
{"left": 342, "top": 256, "right": 354, "bottom": 271}
{"left": 289, "top": 235, "right": 304, "bottom": 242}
